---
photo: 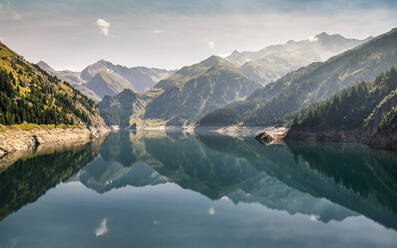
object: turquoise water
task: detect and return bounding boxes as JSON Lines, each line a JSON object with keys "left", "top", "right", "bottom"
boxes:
{"left": 0, "top": 132, "right": 396, "bottom": 247}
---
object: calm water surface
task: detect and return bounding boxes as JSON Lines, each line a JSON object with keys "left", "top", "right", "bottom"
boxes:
{"left": 0, "top": 132, "right": 396, "bottom": 247}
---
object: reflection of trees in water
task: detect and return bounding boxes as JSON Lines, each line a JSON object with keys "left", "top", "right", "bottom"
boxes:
{"left": 0, "top": 142, "right": 100, "bottom": 221}
{"left": 286, "top": 141, "right": 397, "bottom": 214}
{"left": 197, "top": 134, "right": 397, "bottom": 230}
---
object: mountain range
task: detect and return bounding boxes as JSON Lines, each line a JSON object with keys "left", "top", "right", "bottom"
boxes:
{"left": 97, "top": 32, "right": 381, "bottom": 128}
{"left": 99, "top": 56, "right": 263, "bottom": 127}
{"left": 199, "top": 28, "right": 397, "bottom": 128}
{"left": 38, "top": 60, "right": 174, "bottom": 102}
{"left": 226, "top": 32, "right": 372, "bottom": 85}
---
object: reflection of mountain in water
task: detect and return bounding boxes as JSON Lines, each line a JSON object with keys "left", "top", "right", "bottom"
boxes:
{"left": 1, "top": 131, "right": 396, "bottom": 230}
{"left": 77, "top": 132, "right": 363, "bottom": 223}
{"left": 79, "top": 156, "right": 168, "bottom": 193}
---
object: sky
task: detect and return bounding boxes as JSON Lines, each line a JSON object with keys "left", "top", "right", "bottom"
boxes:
{"left": 0, "top": 0, "right": 396, "bottom": 71}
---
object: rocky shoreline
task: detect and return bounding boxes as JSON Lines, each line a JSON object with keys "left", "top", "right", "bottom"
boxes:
{"left": 0, "top": 127, "right": 109, "bottom": 165}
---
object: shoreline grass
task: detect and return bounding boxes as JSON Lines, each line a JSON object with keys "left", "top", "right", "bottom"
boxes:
{"left": 0, "top": 123, "right": 82, "bottom": 132}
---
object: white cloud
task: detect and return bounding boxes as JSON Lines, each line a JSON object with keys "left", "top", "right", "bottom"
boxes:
{"left": 95, "top": 218, "right": 109, "bottom": 237}
{"left": 208, "top": 41, "right": 215, "bottom": 49}
{"left": 153, "top": 29, "right": 162, "bottom": 34}
{"left": 96, "top": 18, "right": 110, "bottom": 36}
{"left": 208, "top": 207, "right": 215, "bottom": 215}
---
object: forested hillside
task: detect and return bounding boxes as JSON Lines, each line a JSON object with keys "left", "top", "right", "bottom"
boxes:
{"left": 0, "top": 41, "right": 104, "bottom": 127}
{"left": 286, "top": 67, "right": 397, "bottom": 150}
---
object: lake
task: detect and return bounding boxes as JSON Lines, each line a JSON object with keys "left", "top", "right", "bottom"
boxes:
{"left": 0, "top": 131, "right": 396, "bottom": 247}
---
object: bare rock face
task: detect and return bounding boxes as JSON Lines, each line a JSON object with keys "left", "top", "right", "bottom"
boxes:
{"left": 0, "top": 127, "right": 109, "bottom": 165}
{"left": 255, "top": 127, "right": 288, "bottom": 145}
{"left": 255, "top": 132, "right": 275, "bottom": 144}
{"left": 0, "top": 148, "right": 6, "bottom": 158}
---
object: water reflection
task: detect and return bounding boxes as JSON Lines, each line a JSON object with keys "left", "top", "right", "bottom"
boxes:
{"left": 0, "top": 131, "right": 396, "bottom": 247}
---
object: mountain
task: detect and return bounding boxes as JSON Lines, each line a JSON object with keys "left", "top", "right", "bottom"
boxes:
{"left": 0, "top": 41, "right": 106, "bottom": 128}
{"left": 98, "top": 56, "right": 263, "bottom": 127}
{"left": 199, "top": 28, "right": 397, "bottom": 127}
{"left": 142, "top": 56, "right": 263, "bottom": 125}
{"left": 98, "top": 89, "right": 146, "bottom": 127}
{"left": 286, "top": 67, "right": 397, "bottom": 150}
{"left": 84, "top": 70, "right": 134, "bottom": 99}
{"left": 38, "top": 60, "right": 174, "bottom": 101}
{"left": 37, "top": 61, "right": 83, "bottom": 84}
{"left": 226, "top": 32, "right": 372, "bottom": 85}
{"left": 80, "top": 59, "right": 173, "bottom": 92}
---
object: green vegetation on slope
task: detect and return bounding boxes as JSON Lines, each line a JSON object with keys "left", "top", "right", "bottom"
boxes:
{"left": 287, "top": 67, "right": 397, "bottom": 149}
{"left": 199, "top": 28, "right": 397, "bottom": 127}
{"left": 0, "top": 42, "right": 100, "bottom": 126}
{"left": 289, "top": 67, "right": 397, "bottom": 130}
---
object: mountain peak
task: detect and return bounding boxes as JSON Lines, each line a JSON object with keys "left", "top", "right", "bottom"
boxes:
{"left": 315, "top": 32, "right": 330, "bottom": 38}
{"left": 37, "top": 60, "right": 56, "bottom": 73}
{"left": 200, "top": 55, "right": 234, "bottom": 69}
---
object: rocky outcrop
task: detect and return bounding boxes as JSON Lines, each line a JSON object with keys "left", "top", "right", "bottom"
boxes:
{"left": 0, "top": 127, "right": 109, "bottom": 167}
{"left": 255, "top": 127, "right": 288, "bottom": 144}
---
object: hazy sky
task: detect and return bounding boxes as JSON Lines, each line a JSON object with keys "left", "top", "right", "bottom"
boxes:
{"left": 0, "top": 0, "right": 396, "bottom": 71}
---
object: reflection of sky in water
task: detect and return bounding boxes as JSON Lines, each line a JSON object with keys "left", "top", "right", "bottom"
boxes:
{"left": 0, "top": 181, "right": 396, "bottom": 248}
